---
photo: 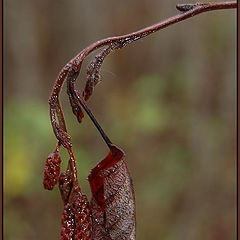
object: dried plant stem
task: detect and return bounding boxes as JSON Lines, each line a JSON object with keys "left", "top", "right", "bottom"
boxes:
{"left": 48, "top": 1, "right": 236, "bottom": 168}
{"left": 45, "top": 3, "right": 236, "bottom": 237}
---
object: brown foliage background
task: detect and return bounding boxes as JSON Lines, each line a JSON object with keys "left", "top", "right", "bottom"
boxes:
{"left": 4, "top": 0, "right": 236, "bottom": 239}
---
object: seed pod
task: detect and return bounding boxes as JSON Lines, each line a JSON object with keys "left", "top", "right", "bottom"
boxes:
{"left": 43, "top": 153, "right": 62, "bottom": 190}
{"left": 60, "top": 188, "right": 92, "bottom": 240}
{"left": 72, "top": 192, "right": 92, "bottom": 239}
{"left": 83, "top": 46, "right": 113, "bottom": 101}
{"left": 67, "top": 72, "right": 85, "bottom": 123}
{"left": 60, "top": 203, "right": 75, "bottom": 240}
{"left": 69, "top": 93, "right": 84, "bottom": 123}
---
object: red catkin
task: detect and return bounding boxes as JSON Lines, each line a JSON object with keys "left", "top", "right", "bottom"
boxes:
{"left": 60, "top": 188, "right": 92, "bottom": 240}
{"left": 72, "top": 192, "right": 92, "bottom": 239}
{"left": 43, "top": 153, "right": 62, "bottom": 190}
{"left": 61, "top": 203, "right": 75, "bottom": 240}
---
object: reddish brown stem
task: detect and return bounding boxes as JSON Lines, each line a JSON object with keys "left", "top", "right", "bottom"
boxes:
{"left": 67, "top": 148, "right": 79, "bottom": 189}
{"left": 49, "top": 1, "right": 236, "bottom": 148}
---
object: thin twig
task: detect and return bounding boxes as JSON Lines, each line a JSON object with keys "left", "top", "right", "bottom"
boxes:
{"left": 67, "top": 72, "right": 113, "bottom": 148}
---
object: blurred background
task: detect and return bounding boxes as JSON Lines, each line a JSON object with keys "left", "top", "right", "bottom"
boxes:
{"left": 4, "top": 0, "right": 236, "bottom": 239}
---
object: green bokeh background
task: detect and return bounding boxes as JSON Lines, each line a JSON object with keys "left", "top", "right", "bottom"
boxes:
{"left": 4, "top": 0, "right": 236, "bottom": 239}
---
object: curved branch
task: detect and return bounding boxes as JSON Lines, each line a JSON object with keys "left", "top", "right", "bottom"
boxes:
{"left": 49, "top": 1, "right": 236, "bottom": 148}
